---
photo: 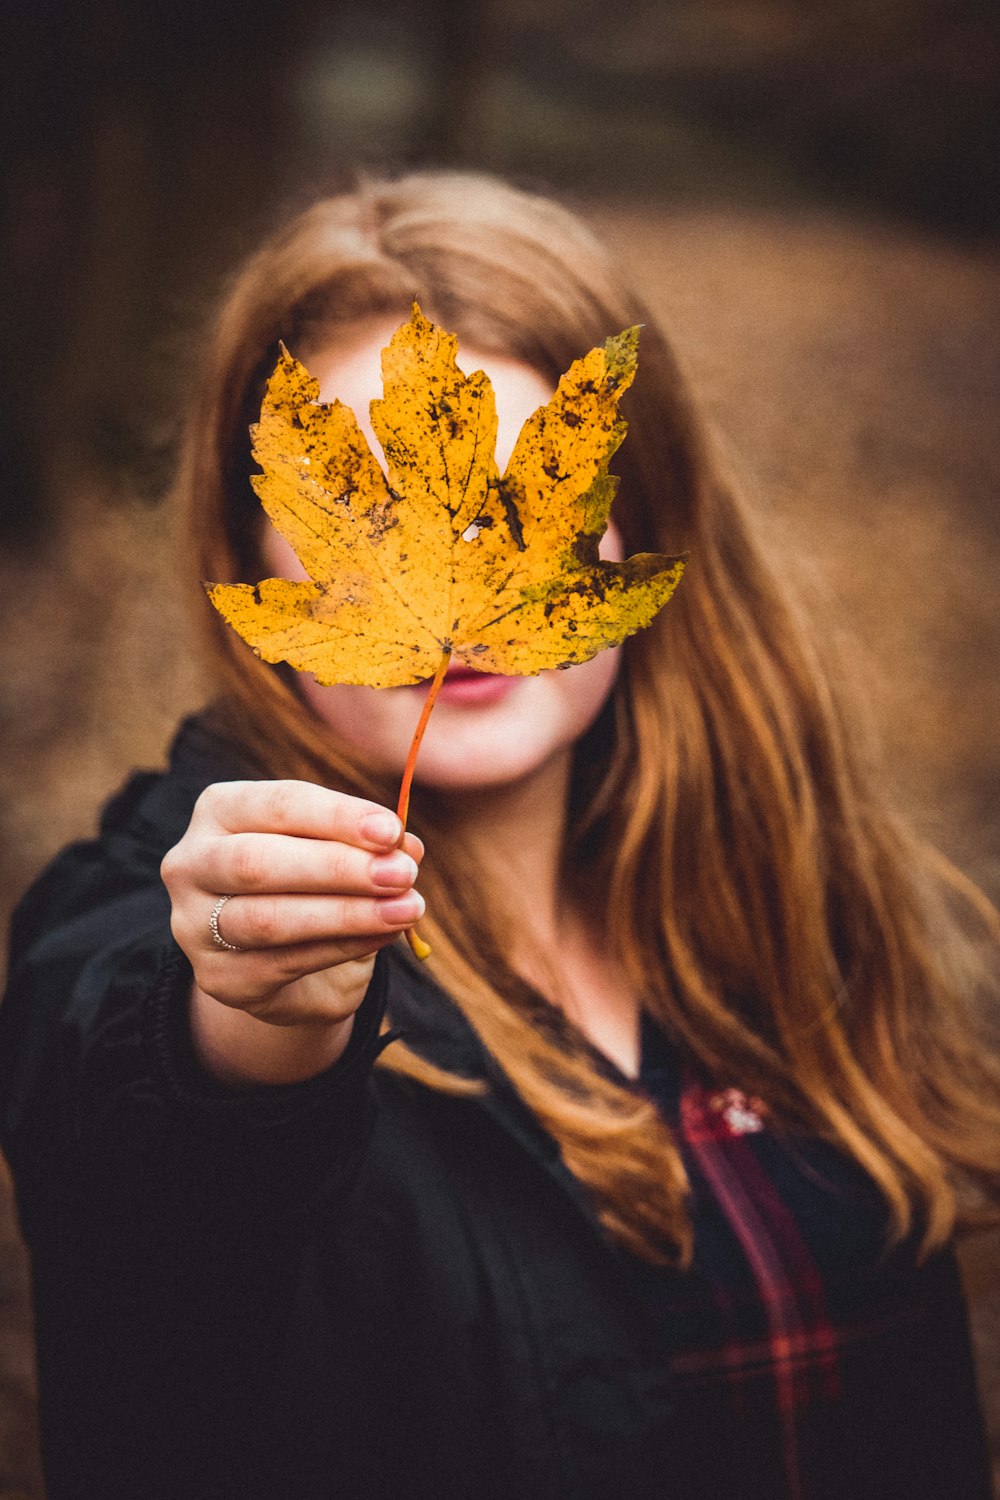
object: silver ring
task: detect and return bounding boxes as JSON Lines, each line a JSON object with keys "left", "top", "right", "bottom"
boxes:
{"left": 209, "top": 894, "right": 244, "bottom": 952}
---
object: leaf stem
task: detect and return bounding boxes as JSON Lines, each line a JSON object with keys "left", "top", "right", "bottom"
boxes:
{"left": 396, "top": 646, "right": 451, "bottom": 959}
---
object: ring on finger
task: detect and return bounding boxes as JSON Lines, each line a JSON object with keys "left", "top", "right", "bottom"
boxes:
{"left": 209, "top": 894, "right": 245, "bottom": 952}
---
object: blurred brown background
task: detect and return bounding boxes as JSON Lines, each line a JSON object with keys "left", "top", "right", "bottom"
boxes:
{"left": 1, "top": 1, "right": 998, "bottom": 1494}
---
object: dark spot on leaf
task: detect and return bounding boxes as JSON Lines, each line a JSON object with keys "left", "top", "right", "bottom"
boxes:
{"left": 428, "top": 397, "right": 455, "bottom": 424}
{"left": 496, "top": 482, "right": 526, "bottom": 551}
{"left": 562, "top": 410, "right": 582, "bottom": 428}
{"left": 365, "top": 500, "right": 399, "bottom": 543}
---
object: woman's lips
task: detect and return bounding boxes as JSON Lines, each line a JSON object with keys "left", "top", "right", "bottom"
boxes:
{"left": 411, "top": 664, "right": 519, "bottom": 706}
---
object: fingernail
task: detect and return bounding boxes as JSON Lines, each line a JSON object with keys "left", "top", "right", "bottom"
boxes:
{"left": 360, "top": 811, "right": 402, "bottom": 848}
{"left": 370, "top": 852, "right": 418, "bottom": 890}
{"left": 378, "top": 891, "right": 426, "bottom": 925}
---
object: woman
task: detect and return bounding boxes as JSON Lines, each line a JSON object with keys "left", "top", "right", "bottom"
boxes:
{"left": 1, "top": 171, "right": 997, "bottom": 1500}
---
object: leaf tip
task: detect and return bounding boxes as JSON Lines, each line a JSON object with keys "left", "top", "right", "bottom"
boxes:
{"left": 274, "top": 340, "right": 303, "bottom": 377}
{"left": 603, "top": 325, "right": 640, "bottom": 385}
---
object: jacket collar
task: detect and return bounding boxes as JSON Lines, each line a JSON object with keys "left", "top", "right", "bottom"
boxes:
{"left": 381, "top": 945, "right": 621, "bottom": 1250}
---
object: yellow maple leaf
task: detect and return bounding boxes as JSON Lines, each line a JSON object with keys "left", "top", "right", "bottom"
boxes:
{"left": 207, "top": 305, "right": 685, "bottom": 690}
{"left": 207, "top": 306, "right": 685, "bottom": 956}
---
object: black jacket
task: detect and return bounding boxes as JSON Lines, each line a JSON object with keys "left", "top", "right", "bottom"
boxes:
{"left": 0, "top": 715, "right": 992, "bottom": 1500}
{"left": 0, "top": 715, "right": 678, "bottom": 1500}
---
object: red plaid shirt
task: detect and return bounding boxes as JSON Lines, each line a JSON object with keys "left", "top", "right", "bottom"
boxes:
{"left": 636, "top": 1016, "right": 992, "bottom": 1499}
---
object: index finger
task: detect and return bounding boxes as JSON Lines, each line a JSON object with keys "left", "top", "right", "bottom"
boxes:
{"left": 198, "top": 780, "right": 405, "bottom": 851}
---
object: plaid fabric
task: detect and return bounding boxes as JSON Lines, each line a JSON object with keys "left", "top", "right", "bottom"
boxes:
{"left": 635, "top": 1016, "right": 992, "bottom": 1500}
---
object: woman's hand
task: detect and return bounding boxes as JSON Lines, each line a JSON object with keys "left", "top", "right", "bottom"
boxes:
{"left": 159, "top": 780, "right": 424, "bottom": 1084}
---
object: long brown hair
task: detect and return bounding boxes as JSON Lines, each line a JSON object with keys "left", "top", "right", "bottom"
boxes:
{"left": 178, "top": 169, "right": 1000, "bottom": 1265}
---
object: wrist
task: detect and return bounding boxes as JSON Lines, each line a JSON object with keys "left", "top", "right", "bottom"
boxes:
{"left": 189, "top": 982, "right": 356, "bottom": 1087}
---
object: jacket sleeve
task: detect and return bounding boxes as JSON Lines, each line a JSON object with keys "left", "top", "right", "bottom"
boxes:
{"left": 0, "top": 768, "right": 392, "bottom": 1269}
{"left": 0, "top": 761, "right": 402, "bottom": 1496}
